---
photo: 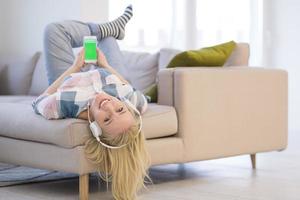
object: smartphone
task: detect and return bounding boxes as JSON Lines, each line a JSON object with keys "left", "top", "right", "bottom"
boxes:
{"left": 84, "top": 36, "right": 97, "bottom": 63}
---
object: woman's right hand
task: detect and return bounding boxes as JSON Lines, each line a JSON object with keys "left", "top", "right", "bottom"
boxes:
{"left": 96, "top": 48, "right": 110, "bottom": 68}
{"left": 72, "top": 48, "right": 85, "bottom": 71}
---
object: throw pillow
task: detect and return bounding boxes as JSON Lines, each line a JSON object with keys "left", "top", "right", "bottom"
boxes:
{"left": 144, "top": 83, "right": 158, "bottom": 103}
{"left": 158, "top": 48, "right": 181, "bottom": 70}
{"left": 0, "top": 53, "right": 39, "bottom": 95}
{"left": 122, "top": 50, "right": 159, "bottom": 92}
{"left": 145, "top": 41, "right": 236, "bottom": 103}
{"left": 167, "top": 40, "right": 236, "bottom": 68}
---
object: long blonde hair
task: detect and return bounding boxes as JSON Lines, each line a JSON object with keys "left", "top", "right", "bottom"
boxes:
{"left": 84, "top": 103, "right": 151, "bottom": 200}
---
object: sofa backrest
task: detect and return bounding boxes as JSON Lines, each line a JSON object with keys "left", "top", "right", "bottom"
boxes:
{"left": 0, "top": 43, "right": 249, "bottom": 96}
{"left": 0, "top": 53, "right": 40, "bottom": 95}
{"left": 26, "top": 50, "right": 160, "bottom": 96}
{"left": 27, "top": 52, "right": 49, "bottom": 96}
{"left": 224, "top": 43, "right": 249, "bottom": 66}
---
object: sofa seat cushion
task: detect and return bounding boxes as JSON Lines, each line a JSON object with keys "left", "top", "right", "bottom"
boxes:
{"left": 0, "top": 96, "right": 178, "bottom": 148}
{"left": 0, "top": 95, "right": 37, "bottom": 104}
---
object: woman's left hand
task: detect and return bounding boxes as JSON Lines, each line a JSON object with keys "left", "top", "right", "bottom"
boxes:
{"left": 72, "top": 48, "right": 85, "bottom": 71}
{"left": 96, "top": 48, "right": 110, "bottom": 68}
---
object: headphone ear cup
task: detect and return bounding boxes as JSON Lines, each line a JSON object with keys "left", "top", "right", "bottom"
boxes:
{"left": 90, "top": 121, "right": 102, "bottom": 139}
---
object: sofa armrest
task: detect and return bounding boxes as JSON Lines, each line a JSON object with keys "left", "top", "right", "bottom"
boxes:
{"left": 157, "top": 68, "right": 176, "bottom": 106}
{"left": 159, "top": 66, "right": 288, "bottom": 162}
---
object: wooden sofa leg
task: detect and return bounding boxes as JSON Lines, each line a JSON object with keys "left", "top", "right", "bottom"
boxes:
{"left": 79, "top": 174, "right": 89, "bottom": 200}
{"left": 250, "top": 154, "right": 256, "bottom": 169}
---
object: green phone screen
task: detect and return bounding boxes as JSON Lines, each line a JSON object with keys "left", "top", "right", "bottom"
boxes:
{"left": 84, "top": 39, "right": 97, "bottom": 61}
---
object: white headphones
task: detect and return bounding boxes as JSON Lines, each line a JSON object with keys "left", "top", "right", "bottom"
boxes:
{"left": 87, "top": 97, "right": 143, "bottom": 149}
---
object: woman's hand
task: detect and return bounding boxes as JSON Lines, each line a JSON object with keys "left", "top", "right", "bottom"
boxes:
{"left": 96, "top": 48, "right": 110, "bottom": 68}
{"left": 72, "top": 48, "right": 110, "bottom": 71}
{"left": 72, "top": 48, "right": 85, "bottom": 71}
{"left": 43, "top": 48, "right": 86, "bottom": 95}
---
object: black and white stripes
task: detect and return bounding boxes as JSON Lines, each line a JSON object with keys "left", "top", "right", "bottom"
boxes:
{"left": 98, "top": 5, "right": 133, "bottom": 40}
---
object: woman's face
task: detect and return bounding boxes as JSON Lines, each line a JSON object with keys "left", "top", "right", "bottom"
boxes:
{"left": 90, "top": 92, "right": 135, "bottom": 138}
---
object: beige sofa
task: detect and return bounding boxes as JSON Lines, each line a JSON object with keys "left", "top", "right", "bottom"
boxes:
{"left": 0, "top": 44, "right": 288, "bottom": 200}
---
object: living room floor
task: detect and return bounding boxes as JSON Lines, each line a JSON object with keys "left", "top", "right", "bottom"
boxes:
{"left": 0, "top": 131, "right": 299, "bottom": 200}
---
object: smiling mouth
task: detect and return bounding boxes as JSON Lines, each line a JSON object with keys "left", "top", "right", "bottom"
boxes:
{"left": 99, "top": 98, "right": 111, "bottom": 109}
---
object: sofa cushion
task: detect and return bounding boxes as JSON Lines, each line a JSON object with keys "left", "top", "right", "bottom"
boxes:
{"left": 0, "top": 95, "right": 36, "bottom": 104}
{"left": 28, "top": 52, "right": 49, "bottom": 95}
{"left": 122, "top": 51, "right": 159, "bottom": 92}
{"left": 158, "top": 48, "right": 181, "bottom": 70}
{"left": 0, "top": 53, "right": 39, "bottom": 95}
{"left": 0, "top": 96, "right": 178, "bottom": 148}
{"left": 224, "top": 42, "right": 249, "bottom": 66}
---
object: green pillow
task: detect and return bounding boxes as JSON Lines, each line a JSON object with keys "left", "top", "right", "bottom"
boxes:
{"left": 167, "top": 40, "right": 236, "bottom": 68}
{"left": 144, "top": 83, "right": 157, "bottom": 103}
{"left": 144, "top": 41, "right": 236, "bottom": 103}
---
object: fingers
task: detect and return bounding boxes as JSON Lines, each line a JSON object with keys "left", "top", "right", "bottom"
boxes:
{"left": 75, "top": 48, "right": 84, "bottom": 60}
{"left": 75, "top": 48, "right": 85, "bottom": 66}
{"left": 96, "top": 48, "right": 101, "bottom": 56}
{"left": 96, "top": 48, "right": 104, "bottom": 55}
{"left": 79, "top": 48, "right": 85, "bottom": 56}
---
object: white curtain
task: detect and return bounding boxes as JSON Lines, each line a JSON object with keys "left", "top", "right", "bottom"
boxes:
{"left": 109, "top": 0, "right": 263, "bottom": 65}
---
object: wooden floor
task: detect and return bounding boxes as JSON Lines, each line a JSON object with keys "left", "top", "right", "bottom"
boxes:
{"left": 1, "top": 131, "right": 299, "bottom": 200}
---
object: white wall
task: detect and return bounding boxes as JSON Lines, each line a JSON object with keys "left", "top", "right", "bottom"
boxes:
{"left": 263, "top": 0, "right": 300, "bottom": 131}
{"left": 0, "top": 0, "right": 108, "bottom": 58}
{"left": 80, "top": 0, "right": 108, "bottom": 22}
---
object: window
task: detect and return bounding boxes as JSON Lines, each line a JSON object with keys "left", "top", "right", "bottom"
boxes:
{"left": 109, "top": 0, "right": 262, "bottom": 64}
{"left": 109, "top": 0, "right": 185, "bottom": 52}
{"left": 195, "top": 0, "right": 250, "bottom": 47}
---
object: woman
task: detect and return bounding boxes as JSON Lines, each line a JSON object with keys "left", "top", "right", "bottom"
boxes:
{"left": 32, "top": 5, "right": 151, "bottom": 200}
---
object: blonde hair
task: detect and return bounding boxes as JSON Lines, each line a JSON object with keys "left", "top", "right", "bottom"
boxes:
{"left": 84, "top": 103, "right": 151, "bottom": 200}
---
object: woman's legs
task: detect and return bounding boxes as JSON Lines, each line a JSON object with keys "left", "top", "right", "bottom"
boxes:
{"left": 44, "top": 20, "right": 90, "bottom": 84}
{"left": 44, "top": 5, "right": 132, "bottom": 84}
{"left": 88, "top": 5, "right": 133, "bottom": 41}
